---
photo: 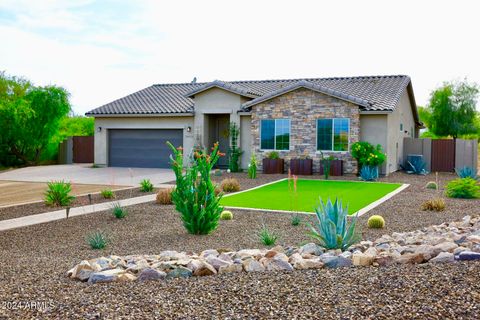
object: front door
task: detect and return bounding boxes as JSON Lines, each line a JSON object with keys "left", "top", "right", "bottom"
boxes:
{"left": 215, "top": 116, "right": 230, "bottom": 168}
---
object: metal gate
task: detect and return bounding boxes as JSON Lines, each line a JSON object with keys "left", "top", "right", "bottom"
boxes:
{"left": 431, "top": 139, "right": 455, "bottom": 172}
{"left": 72, "top": 136, "right": 94, "bottom": 163}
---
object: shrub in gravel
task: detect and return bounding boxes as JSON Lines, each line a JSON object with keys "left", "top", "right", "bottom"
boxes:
{"left": 445, "top": 177, "right": 480, "bottom": 199}
{"left": 308, "top": 198, "right": 359, "bottom": 251}
{"left": 112, "top": 202, "right": 128, "bottom": 219}
{"left": 421, "top": 198, "right": 446, "bottom": 211}
{"left": 220, "top": 210, "right": 233, "bottom": 220}
{"left": 101, "top": 189, "right": 115, "bottom": 199}
{"left": 367, "top": 215, "right": 385, "bottom": 228}
{"left": 248, "top": 153, "right": 257, "bottom": 179}
{"left": 258, "top": 224, "right": 278, "bottom": 246}
{"left": 156, "top": 188, "right": 173, "bottom": 205}
{"left": 221, "top": 178, "right": 241, "bottom": 193}
{"left": 140, "top": 179, "right": 154, "bottom": 192}
{"left": 44, "top": 180, "right": 75, "bottom": 206}
{"left": 87, "top": 231, "right": 109, "bottom": 249}
{"left": 291, "top": 214, "right": 301, "bottom": 226}
{"left": 426, "top": 181, "right": 438, "bottom": 190}
{"left": 167, "top": 142, "right": 224, "bottom": 235}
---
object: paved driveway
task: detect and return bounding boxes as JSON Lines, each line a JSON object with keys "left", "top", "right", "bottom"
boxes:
{"left": 0, "top": 164, "right": 176, "bottom": 187}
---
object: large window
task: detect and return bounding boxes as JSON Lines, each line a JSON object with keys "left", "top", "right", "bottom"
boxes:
{"left": 260, "top": 119, "right": 290, "bottom": 150}
{"left": 317, "top": 118, "right": 350, "bottom": 151}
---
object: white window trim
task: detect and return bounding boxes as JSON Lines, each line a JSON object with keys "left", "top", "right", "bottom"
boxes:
{"left": 315, "top": 118, "right": 350, "bottom": 153}
{"left": 260, "top": 119, "right": 291, "bottom": 151}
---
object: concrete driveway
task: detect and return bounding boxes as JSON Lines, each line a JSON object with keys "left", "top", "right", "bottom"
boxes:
{"left": 0, "top": 164, "right": 176, "bottom": 187}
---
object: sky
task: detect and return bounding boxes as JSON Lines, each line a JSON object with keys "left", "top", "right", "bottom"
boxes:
{"left": 0, "top": 0, "right": 479, "bottom": 115}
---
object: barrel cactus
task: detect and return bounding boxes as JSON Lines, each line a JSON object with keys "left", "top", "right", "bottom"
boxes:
{"left": 367, "top": 215, "right": 385, "bottom": 228}
{"left": 220, "top": 210, "right": 233, "bottom": 220}
{"left": 426, "top": 181, "right": 438, "bottom": 190}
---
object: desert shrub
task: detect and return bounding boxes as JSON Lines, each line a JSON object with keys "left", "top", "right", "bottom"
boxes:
{"left": 406, "top": 157, "right": 428, "bottom": 175}
{"left": 421, "top": 198, "right": 446, "bottom": 211}
{"left": 228, "top": 122, "right": 243, "bottom": 172}
{"left": 291, "top": 214, "right": 301, "bottom": 226}
{"left": 221, "top": 178, "right": 240, "bottom": 193}
{"left": 44, "top": 180, "right": 75, "bottom": 206}
{"left": 426, "top": 181, "right": 438, "bottom": 190}
{"left": 455, "top": 166, "right": 478, "bottom": 179}
{"left": 320, "top": 152, "right": 335, "bottom": 180}
{"left": 248, "top": 153, "right": 257, "bottom": 179}
{"left": 156, "top": 188, "right": 173, "bottom": 205}
{"left": 359, "top": 165, "right": 378, "bottom": 181}
{"left": 367, "top": 215, "right": 385, "bottom": 228}
{"left": 351, "top": 141, "right": 386, "bottom": 168}
{"left": 308, "top": 198, "right": 359, "bottom": 251}
{"left": 258, "top": 224, "right": 278, "bottom": 246}
{"left": 87, "top": 231, "right": 108, "bottom": 249}
{"left": 266, "top": 151, "right": 280, "bottom": 160}
{"left": 220, "top": 210, "right": 233, "bottom": 220}
{"left": 112, "top": 202, "right": 128, "bottom": 219}
{"left": 101, "top": 189, "right": 115, "bottom": 199}
{"left": 445, "top": 177, "right": 480, "bottom": 199}
{"left": 167, "top": 142, "right": 224, "bottom": 235}
{"left": 139, "top": 179, "right": 154, "bottom": 192}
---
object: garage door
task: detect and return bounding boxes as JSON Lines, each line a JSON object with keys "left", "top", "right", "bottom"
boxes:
{"left": 108, "top": 129, "right": 183, "bottom": 168}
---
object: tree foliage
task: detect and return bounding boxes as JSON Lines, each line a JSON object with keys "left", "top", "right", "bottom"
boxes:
{"left": 426, "top": 80, "right": 479, "bottom": 139}
{"left": 0, "top": 72, "right": 72, "bottom": 165}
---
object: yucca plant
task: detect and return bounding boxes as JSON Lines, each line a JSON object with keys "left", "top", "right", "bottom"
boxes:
{"left": 112, "top": 202, "right": 128, "bottom": 219}
{"left": 87, "top": 230, "right": 109, "bottom": 249}
{"left": 44, "top": 180, "right": 76, "bottom": 206}
{"left": 308, "top": 198, "right": 359, "bottom": 251}
{"left": 455, "top": 166, "right": 478, "bottom": 179}
{"left": 258, "top": 224, "right": 279, "bottom": 246}
{"left": 359, "top": 165, "right": 378, "bottom": 181}
{"left": 167, "top": 142, "right": 224, "bottom": 235}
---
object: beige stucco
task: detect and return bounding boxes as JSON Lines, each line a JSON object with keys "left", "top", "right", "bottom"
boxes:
{"left": 93, "top": 116, "right": 194, "bottom": 166}
{"left": 359, "top": 114, "right": 388, "bottom": 174}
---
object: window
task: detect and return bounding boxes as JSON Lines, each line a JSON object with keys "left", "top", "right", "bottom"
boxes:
{"left": 400, "top": 123, "right": 403, "bottom": 131}
{"left": 317, "top": 118, "right": 350, "bottom": 151}
{"left": 260, "top": 119, "right": 290, "bottom": 150}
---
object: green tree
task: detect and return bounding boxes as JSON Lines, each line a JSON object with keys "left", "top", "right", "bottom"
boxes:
{"left": 427, "top": 80, "right": 479, "bottom": 139}
{"left": 0, "top": 72, "right": 71, "bottom": 165}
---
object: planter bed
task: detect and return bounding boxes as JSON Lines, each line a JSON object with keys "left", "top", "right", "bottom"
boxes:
{"left": 290, "top": 159, "right": 313, "bottom": 175}
{"left": 0, "top": 188, "right": 157, "bottom": 221}
{"left": 0, "top": 172, "right": 479, "bottom": 318}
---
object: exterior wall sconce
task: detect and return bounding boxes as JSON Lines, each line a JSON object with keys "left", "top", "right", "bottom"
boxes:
{"left": 97, "top": 126, "right": 102, "bottom": 132}
{"left": 186, "top": 126, "right": 192, "bottom": 133}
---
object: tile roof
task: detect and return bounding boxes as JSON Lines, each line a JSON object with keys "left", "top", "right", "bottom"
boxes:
{"left": 86, "top": 75, "right": 413, "bottom": 116}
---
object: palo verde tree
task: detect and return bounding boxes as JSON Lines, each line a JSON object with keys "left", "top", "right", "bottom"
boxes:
{"left": 0, "top": 72, "right": 71, "bottom": 165}
{"left": 425, "top": 80, "right": 479, "bottom": 139}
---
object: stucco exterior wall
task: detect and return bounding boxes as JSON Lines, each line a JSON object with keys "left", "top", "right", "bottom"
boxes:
{"left": 93, "top": 116, "right": 194, "bottom": 166}
{"left": 386, "top": 90, "right": 416, "bottom": 173}
{"left": 251, "top": 88, "right": 360, "bottom": 173}
{"left": 360, "top": 114, "right": 388, "bottom": 174}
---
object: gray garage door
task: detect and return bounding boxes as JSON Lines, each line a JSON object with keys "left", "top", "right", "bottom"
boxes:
{"left": 108, "top": 129, "right": 183, "bottom": 168}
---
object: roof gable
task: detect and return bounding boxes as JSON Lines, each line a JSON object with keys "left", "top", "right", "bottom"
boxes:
{"left": 185, "top": 80, "right": 261, "bottom": 99}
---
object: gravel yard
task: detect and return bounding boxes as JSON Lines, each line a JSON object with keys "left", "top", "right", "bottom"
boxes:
{"left": 0, "top": 172, "right": 479, "bottom": 319}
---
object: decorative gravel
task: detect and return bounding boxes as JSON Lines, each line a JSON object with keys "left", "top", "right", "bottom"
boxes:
{"left": 0, "top": 188, "right": 157, "bottom": 221}
{"left": 0, "top": 172, "right": 479, "bottom": 318}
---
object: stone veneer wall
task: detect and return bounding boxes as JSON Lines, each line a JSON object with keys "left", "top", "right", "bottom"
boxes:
{"left": 251, "top": 88, "right": 360, "bottom": 174}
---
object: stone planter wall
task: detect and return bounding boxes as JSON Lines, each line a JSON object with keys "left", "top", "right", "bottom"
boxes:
{"left": 251, "top": 88, "right": 360, "bottom": 174}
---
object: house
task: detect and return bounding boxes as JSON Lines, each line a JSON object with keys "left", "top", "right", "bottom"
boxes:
{"left": 86, "top": 75, "right": 421, "bottom": 175}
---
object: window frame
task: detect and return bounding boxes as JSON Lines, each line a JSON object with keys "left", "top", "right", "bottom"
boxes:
{"left": 316, "top": 118, "right": 350, "bottom": 153}
{"left": 260, "top": 118, "right": 291, "bottom": 151}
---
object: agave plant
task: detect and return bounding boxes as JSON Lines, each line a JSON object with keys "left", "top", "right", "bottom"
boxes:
{"left": 359, "top": 165, "right": 378, "bottom": 181}
{"left": 407, "top": 157, "right": 428, "bottom": 175}
{"left": 455, "top": 166, "right": 478, "bottom": 179}
{"left": 308, "top": 198, "right": 359, "bottom": 251}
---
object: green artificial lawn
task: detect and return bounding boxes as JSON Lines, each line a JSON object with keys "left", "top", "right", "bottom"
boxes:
{"left": 220, "top": 179, "right": 403, "bottom": 214}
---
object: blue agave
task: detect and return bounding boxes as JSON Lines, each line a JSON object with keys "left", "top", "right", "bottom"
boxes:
{"left": 407, "top": 157, "right": 428, "bottom": 175}
{"left": 308, "top": 198, "right": 359, "bottom": 251}
{"left": 455, "top": 166, "right": 478, "bottom": 179}
{"left": 359, "top": 165, "right": 378, "bottom": 181}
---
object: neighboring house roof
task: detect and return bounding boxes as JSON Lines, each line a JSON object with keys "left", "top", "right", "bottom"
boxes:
{"left": 86, "top": 75, "right": 415, "bottom": 118}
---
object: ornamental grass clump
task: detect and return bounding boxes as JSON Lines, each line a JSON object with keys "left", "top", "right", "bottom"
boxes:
{"left": 87, "top": 231, "right": 109, "bottom": 249}
{"left": 221, "top": 178, "right": 241, "bottom": 193}
{"left": 101, "top": 189, "right": 115, "bottom": 199}
{"left": 367, "top": 215, "right": 385, "bottom": 228}
{"left": 140, "top": 179, "right": 154, "bottom": 192}
{"left": 44, "top": 180, "right": 75, "bottom": 206}
{"left": 258, "top": 223, "right": 279, "bottom": 246}
{"left": 291, "top": 214, "right": 302, "bottom": 226}
{"left": 156, "top": 188, "right": 173, "bottom": 205}
{"left": 445, "top": 177, "right": 480, "bottom": 199}
{"left": 112, "top": 202, "right": 128, "bottom": 219}
{"left": 167, "top": 142, "right": 224, "bottom": 235}
{"left": 308, "top": 198, "right": 359, "bottom": 251}
{"left": 421, "top": 198, "right": 446, "bottom": 211}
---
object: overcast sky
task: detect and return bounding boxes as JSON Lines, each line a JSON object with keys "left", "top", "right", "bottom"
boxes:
{"left": 1, "top": 0, "right": 479, "bottom": 115}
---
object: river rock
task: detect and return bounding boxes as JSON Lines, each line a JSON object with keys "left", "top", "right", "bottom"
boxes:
{"left": 166, "top": 266, "right": 193, "bottom": 279}
{"left": 242, "top": 259, "right": 265, "bottom": 272}
{"left": 88, "top": 269, "right": 125, "bottom": 284}
{"left": 430, "top": 252, "right": 455, "bottom": 263}
{"left": 218, "top": 263, "right": 243, "bottom": 274}
{"left": 138, "top": 268, "right": 167, "bottom": 281}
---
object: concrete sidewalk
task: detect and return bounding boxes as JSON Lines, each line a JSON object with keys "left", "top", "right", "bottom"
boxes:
{"left": 0, "top": 193, "right": 158, "bottom": 232}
